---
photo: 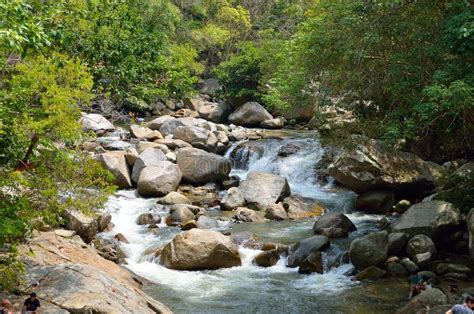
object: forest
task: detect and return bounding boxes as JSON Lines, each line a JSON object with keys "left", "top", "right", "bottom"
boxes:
{"left": 0, "top": 0, "right": 473, "bottom": 300}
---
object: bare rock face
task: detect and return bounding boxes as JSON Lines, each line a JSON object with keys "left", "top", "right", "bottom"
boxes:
{"left": 177, "top": 147, "right": 231, "bottom": 184}
{"left": 228, "top": 102, "right": 273, "bottom": 126}
{"left": 239, "top": 171, "right": 291, "bottom": 211}
{"left": 160, "top": 229, "right": 241, "bottom": 270}
{"left": 16, "top": 232, "right": 171, "bottom": 314}
{"left": 137, "top": 162, "right": 182, "bottom": 197}
{"left": 328, "top": 135, "right": 442, "bottom": 196}
{"left": 98, "top": 151, "right": 132, "bottom": 188}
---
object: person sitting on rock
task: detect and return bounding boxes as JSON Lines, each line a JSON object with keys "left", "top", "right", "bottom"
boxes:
{"left": 408, "top": 271, "right": 424, "bottom": 299}
{"left": 22, "top": 293, "right": 40, "bottom": 314}
{"left": 1, "top": 299, "right": 13, "bottom": 314}
{"left": 446, "top": 295, "right": 474, "bottom": 314}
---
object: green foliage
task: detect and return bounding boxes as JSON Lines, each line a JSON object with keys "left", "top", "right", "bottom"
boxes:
{"left": 435, "top": 172, "right": 474, "bottom": 214}
{"left": 0, "top": 246, "right": 25, "bottom": 292}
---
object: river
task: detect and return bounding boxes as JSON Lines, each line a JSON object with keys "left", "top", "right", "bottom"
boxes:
{"left": 101, "top": 130, "right": 408, "bottom": 313}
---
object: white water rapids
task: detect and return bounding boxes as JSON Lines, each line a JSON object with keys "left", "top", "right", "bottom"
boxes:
{"left": 101, "top": 131, "right": 406, "bottom": 313}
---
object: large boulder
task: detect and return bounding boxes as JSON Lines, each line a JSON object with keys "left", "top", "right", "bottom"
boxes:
{"left": 80, "top": 113, "right": 114, "bottom": 133}
{"left": 62, "top": 210, "right": 98, "bottom": 243}
{"left": 228, "top": 102, "right": 273, "bottom": 126}
{"left": 159, "top": 117, "right": 196, "bottom": 137}
{"left": 283, "top": 195, "right": 325, "bottom": 220}
{"left": 130, "top": 124, "right": 163, "bottom": 141}
{"left": 287, "top": 236, "right": 330, "bottom": 272}
{"left": 396, "top": 288, "right": 447, "bottom": 314}
{"left": 176, "top": 147, "right": 231, "bottom": 184}
{"left": 406, "top": 234, "right": 437, "bottom": 261}
{"left": 98, "top": 151, "right": 132, "bottom": 188}
{"left": 260, "top": 117, "right": 285, "bottom": 129}
{"left": 198, "top": 101, "right": 232, "bottom": 123}
{"left": 312, "top": 213, "right": 356, "bottom": 236}
{"left": 390, "top": 200, "right": 461, "bottom": 238}
{"left": 265, "top": 203, "right": 288, "bottom": 221}
{"left": 349, "top": 231, "right": 388, "bottom": 270}
{"left": 174, "top": 125, "right": 218, "bottom": 152}
{"left": 354, "top": 189, "right": 395, "bottom": 214}
{"left": 220, "top": 187, "right": 246, "bottom": 211}
{"left": 131, "top": 148, "right": 167, "bottom": 183}
{"left": 166, "top": 205, "right": 196, "bottom": 226}
{"left": 137, "top": 162, "right": 182, "bottom": 197}
{"left": 199, "top": 78, "right": 222, "bottom": 97}
{"left": 160, "top": 229, "right": 241, "bottom": 270}
{"left": 328, "top": 135, "right": 442, "bottom": 195}
{"left": 146, "top": 115, "right": 175, "bottom": 131}
{"left": 239, "top": 171, "right": 291, "bottom": 211}
{"left": 17, "top": 232, "right": 170, "bottom": 313}
{"left": 157, "top": 191, "right": 191, "bottom": 205}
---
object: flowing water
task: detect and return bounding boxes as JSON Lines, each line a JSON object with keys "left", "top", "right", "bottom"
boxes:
{"left": 101, "top": 130, "right": 408, "bottom": 313}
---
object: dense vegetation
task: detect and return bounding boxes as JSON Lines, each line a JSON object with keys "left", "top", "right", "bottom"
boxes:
{"left": 1, "top": 0, "right": 472, "bottom": 288}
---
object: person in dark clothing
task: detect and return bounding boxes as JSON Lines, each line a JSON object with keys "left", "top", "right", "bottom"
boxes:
{"left": 22, "top": 292, "right": 40, "bottom": 314}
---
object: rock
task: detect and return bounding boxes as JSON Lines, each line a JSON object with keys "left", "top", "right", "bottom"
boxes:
{"left": 125, "top": 147, "right": 139, "bottom": 166}
{"left": 467, "top": 208, "right": 474, "bottom": 260}
{"left": 230, "top": 231, "right": 260, "bottom": 249}
{"left": 355, "top": 266, "right": 386, "bottom": 281}
{"left": 136, "top": 213, "right": 161, "bottom": 225}
{"left": 196, "top": 215, "right": 219, "bottom": 229}
{"left": 137, "top": 162, "right": 182, "bottom": 197}
{"left": 136, "top": 142, "right": 170, "bottom": 154}
{"left": 183, "top": 97, "right": 206, "bottom": 111}
{"left": 254, "top": 250, "right": 280, "bottom": 267}
{"left": 98, "top": 151, "right": 132, "bottom": 188}
{"left": 160, "top": 229, "right": 241, "bottom": 270}
{"left": 146, "top": 115, "right": 175, "bottom": 130}
{"left": 131, "top": 148, "right": 167, "bottom": 183}
{"left": 199, "top": 79, "right": 222, "bottom": 97}
{"left": 155, "top": 138, "right": 192, "bottom": 150}
{"left": 181, "top": 220, "right": 198, "bottom": 230}
{"left": 278, "top": 143, "right": 304, "bottom": 157}
{"left": 328, "top": 135, "right": 442, "bottom": 195}
{"left": 222, "top": 176, "right": 240, "bottom": 189}
{"left": 157, "top": 191, "right": 191, "bottom": 205}
{"left": 400, "top": 258, "right": 418, "bottom": 272}
{"left": 443, "top": 272, "right": 468, "bottom": 281}
{"left": 228, "top": 102, "right": 273, "bottom": 126}
{"left": 239, "top": 171, "right": 291, "bottom": 211}
{"left": 435, "top": 263, "right": 471, "bottom": 275}
{"left": 298, "top": 252, "right": 323, "bottom": 274}
{"left": 455, "top": 162, "right": 474, "bottom": 177}
{"left": 265, "top": 203, "right": 288, "bottom": 221}
{"left": 406, "top": 235, "right": 437, "bottom": 261}
{"left": 261, "top": 242, "right": 289, "bottom": 255}
{"left": 80, "top": 113, "right": 115, "bottom": 133}
{"left": 166, "top": 206, "right": 196, "bottom": 226}
{"left": 114, "top": 233, "right": 129, "bottom": 244}
{"left": 220, "top": 187, "right": 246, "bottom": 211}
{"left": 260, "top": 117, "right": 286, "bottom": 129}
{"left": 54, "top": 229, "right": 76, "bottom": 238}
{"left": 177, "top": 147, "right": 231, "bottom": 184}
{"left": 390, "top": 200, "right": 461, "bottom": 238}
{"left": 102, "top": 140, "right": 132, "bottom": 151}
{"left": 388, "top": 232, "right": 409, "bottom": 256}
{"left": 354, "top": 190, "right": 395, "bottom": 214}
{"left": 130, "top": 124, "right": 163, "bottom": 141}
{"left": 159, "top": 117, "right": 196, "bottom": 137}
{"left": 174, "top": 125, "right": 218, "bottom": 152}
{"left": 287, "top": 235, "right": 330, "bottom": 268}
{"left": 313, "top": 213, "right": 356, "bottom": 235}
{"left": 97, "top": 213, "right": 112, "bottom": 232}
{"left": 349, "top": 231, "right": 388, "bottom": 270}
{"left": 92, "top": 237, "right": 126, "bottom": 263}
{"left": 387, "top": 262, "right": 408, "bottom": 276}
{"left": 198, "top": 101, "right": 232, "bottom": 123}
{"left": 232, "top": 207, "right": 265, "bottom": 223}
{"left": 319, "top": 227, "right": 349, "bottom": 238}
{"left": 281, "top": 195, "right": 325, "bottom": 219}
{"left": 396, "top": 289, "right": 447, "bottom": 314}
{"left": 62, "top": 210, "right": 98, "bottom": 243}
{"left": 393, "top": 199, "right": 411, "bottom": 214}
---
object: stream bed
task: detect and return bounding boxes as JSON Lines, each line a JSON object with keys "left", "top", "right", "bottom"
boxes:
{"left": 101, "top": 130, "right": 409, "bottom": 313}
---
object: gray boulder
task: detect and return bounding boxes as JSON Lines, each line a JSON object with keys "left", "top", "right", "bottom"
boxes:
{"left": 80, "top": 113, "right": 114, "bottom": 133}
{"left": 159, "top": 117, "right": 196, "bottom": 137}
{"left": 177, "top": 147, "right": 231, "bottom": 184}
{"left": 260, "top": 117, "right": 286, "bottom": 129}
{"left": 239, "top": 171, "right": 291, "bottom": 211}
{"left": 228, "top": 102, "right": 273, "bottom": 126}
{"left": 157, "top": 191, "right": 191, "bottom": 205}
{"left": 62, "top": 210, "right": 98, "bottom": 243}
{"left": 265, "top": 203, "right": 288, "bottom": 221}
{"left": 98, "top": 151, "right": 132, "bottom": 188}
{"left": 388, "top": 232, "right": 409, "bottom": 256}
{"left": 313, "top": 213, "right": 356, "bottom": 235}
{"left": 131, "top": 148, "right": 167, "bottom": 183}
{"left": 349, "top": 231, "right": 388, "bottom": 270}
{"left": 390, "top": 200, "right": 461, "bottom": 238}
{"left": 406, "top": 234, "right": 437, "bottom": 260}
{"left": 137, "top": 162, "right": 182, "bottom": 197}
{"left": 198, "top": 101, "right": 232, "bottom": 123}
{"left": 174, "top": 125, "right": 218, "bottom": 152}
{"left": 287, "top": 235, "right": 330, "bottom": 268}
{"left": 220, "top": 187, "right": 246, "bottom": 211}
{"left": 146, "top": 115, "right": 175, "bottom": 130}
